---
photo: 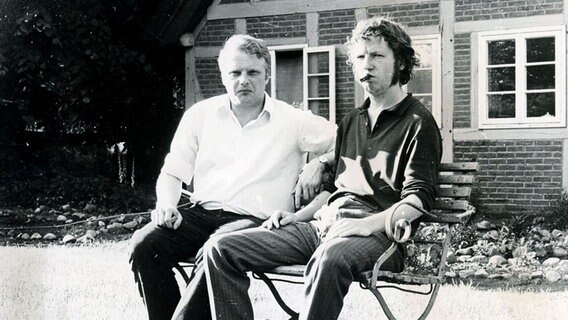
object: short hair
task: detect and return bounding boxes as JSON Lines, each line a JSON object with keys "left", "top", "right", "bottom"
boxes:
{"left": 218, "top": 34, "right": 271, "bottom": 76}
{"left": 345, "top": 16, "right": 419, "bottom": 86}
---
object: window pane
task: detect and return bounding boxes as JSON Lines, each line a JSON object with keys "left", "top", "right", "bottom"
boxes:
{"left": 527, "top": 65, "right": 555, "bottom": 90}
{"left": 307, "top": 52, "right": 329, "bottom": 74}
{"left": 488, "top": 94, "right": 515, "bottom": 118}
{"left": 415, "top": 95, "right": 433, "bottom": 113}
{"left": 275, "top": 50, "right": 303, "bottom": 105}
{"left": 488, "top": 40, "right": 515, "bottom": 65}
{"left": 488, "top": 67, "right": 515, "bottom": 91}
{"left": 414, "top": 43, "right": 432, "bottom": 68}
{"left": 527, "top": 92, "right": 555, "bottom": 117}
{"left": 308, "top": 100, "right": 330, "bottom": 119}
{"left": 307, "top": 76, "right": 329, "bottom": 98}
{"left": 407, "top": 69, "right": 432, "bottom": 94}
{"left": 527, "top": 37, "right": 555, "bottom": 63}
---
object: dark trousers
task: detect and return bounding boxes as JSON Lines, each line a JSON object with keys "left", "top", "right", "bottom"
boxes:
{"left": 173, "top": 222, "right": 404, "bottom": 320}
{"left": 129, "top": 204, "right": 263, "bottom": 320}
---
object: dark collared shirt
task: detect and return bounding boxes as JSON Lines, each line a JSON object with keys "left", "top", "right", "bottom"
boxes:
{"left": 329, "top": 94, "right": 442, "bottom": 211}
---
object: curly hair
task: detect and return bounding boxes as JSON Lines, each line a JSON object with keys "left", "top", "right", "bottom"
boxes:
{"left": 345, "top": 16, "right": 419, "bottom": 86}
{"left": 218, "top": 34, "right": 271, "bottom": 77}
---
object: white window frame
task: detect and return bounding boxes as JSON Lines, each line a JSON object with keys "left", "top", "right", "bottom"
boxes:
{"left": 409, "top": 34, "right": 442, "bottom": 127}
{"left": 477, "top": 25, "right": 566, "bottom": 129}
{"left": 303, "top": 46, "right": 336, "bottom": 123}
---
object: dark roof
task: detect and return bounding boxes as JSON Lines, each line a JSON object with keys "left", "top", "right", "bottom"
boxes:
{"left": 120, "top": 0, "right": 214, "bottom": 45}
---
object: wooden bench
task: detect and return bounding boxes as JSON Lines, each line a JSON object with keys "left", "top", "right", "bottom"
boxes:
{"left": 174, "top": 162, "right": 479, "bottom": 320}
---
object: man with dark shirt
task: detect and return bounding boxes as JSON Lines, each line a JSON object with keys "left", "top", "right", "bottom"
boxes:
{"left": 171, "top": 16, "right": 442, "bottom": 320}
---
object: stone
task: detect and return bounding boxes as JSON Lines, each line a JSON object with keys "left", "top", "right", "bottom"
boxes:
{"left": 72, "top": 212, "right": 87, "bottom": 220}
{"left": 474, "top": 269, "right": 489, "bottom": 278}
{"left": 56, "top": 215, "right": 67, "bottom": 222}
{"left": 543, "top": 257, "right": 561, "bottom": 267}
{"left": 476, "top": 220, "right": 496, "bottom": 231}
{"left": 0, "top": 231, "right": 5, "bottom": 237}
{"left": 459, "top": 269, "right": 475, "bottom": 279}
{"left": 65, "top": 219, "right": 73, "bottom": 224}
{"left": 471, "top": 255, "right": 489, "bottom": 264}
{"left": 545, "top": 270, "right": 561, "bottom": 283}
{"left": 62, "top": 234, "right": 76, "bottom": 244}
{"left": 486, "top": 246, "right": 500, "bottom": 257}
{"left": 518, "top": 273, "right": 531, "bottom": 281}
{"left": 457, "top": 255, "right": 471, "bottom": 263}
{"left": 43, "top": 233, "right": 57, "bottom": 240}
{"left": 488, "top": 255, "right": 508, "bottom": 267}
{"left": 61, "top": 204, "right": 72, "bottom": 212}
{"left": 552, "top": 247, "right": 568, "bottom": 258}
{"left": 501, "top": 273, "right": 513, "bottom": 280}
{"left": 456, "top": 247, "right": 473, "bottom": 256}
{"left": 30, "top": 233, "right": 42, "bottom": 240}
{"left": 539, "top": 229, "right": 552, "bottom": 239}
{"left": 85, "top": 229, "right": 97, "bottom": 238}
{"left": 562, "top": 274, "right": 568, "bottom": 281}
{"left": 20, "top": 233, "right": 30, "bottom": 240}
{"left": 483, "top": 230, "right": 500, "bottom": 241}
{"left": 446, "top": 252, "right": 457, "bottom": 264}
{"left": 34, "top": 205, "right": 49, "bottom": 214}
{"left": 7, "top": 229, "right": 16, "bottom": 237}
{"left": 552, "top": 229, "right": 564, "bottom": 239}
{"left": 555, "top": 260, "right": 568, "bottom": 274}
{"left": 84, "top": 203, "right": 97, "bottom": 213}
{"left": 488, "top": 274, "right": 503, "bottom": 279}
{"left": 123, "top": 220, "right": 138, "bottom": 229}
{"left": 531, "top": 271, "right": 543, "bottom": 279}
{"left": 98, "top": 221, "right": 106, "bottom": 227}
{"left": 77, "top": 234, "right": 95, "bottom": 244}
{"left": 445, "top": 270, "right": 457, "bottom": 278}
{"left": 107, "top": 222, "right": 123, "bottom": 229}
{"left": 508, "top": 258, "right": 521, "bottom": 267}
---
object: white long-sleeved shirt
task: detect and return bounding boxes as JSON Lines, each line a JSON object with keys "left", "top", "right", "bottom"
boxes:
{"left": 161, "top": 94, "right": 336, "bottom": 219}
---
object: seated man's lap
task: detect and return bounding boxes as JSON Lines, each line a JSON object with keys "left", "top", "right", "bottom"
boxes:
{"left": 204, "top": 223, "right": 320, "bottom": 272}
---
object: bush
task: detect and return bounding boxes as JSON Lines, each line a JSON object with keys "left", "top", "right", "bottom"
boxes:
{"left": 0, "top": 0, "right": 185, "bottom": 183}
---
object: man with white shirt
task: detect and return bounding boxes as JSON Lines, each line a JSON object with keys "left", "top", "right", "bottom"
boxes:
{"left": 129, "top": 34, "right": 335, "bottom": 320}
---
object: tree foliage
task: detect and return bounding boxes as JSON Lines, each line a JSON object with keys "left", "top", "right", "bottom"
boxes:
{"left": 0, "top": 0, "right": 185, "bottom": 182}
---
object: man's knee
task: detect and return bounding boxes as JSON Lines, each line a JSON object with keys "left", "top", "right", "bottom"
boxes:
{"left": 308, "top": 243, "right": 350, "bottom": 274}
{"left": 129, "top": 224, "right": 160, "bottom": 263}
{"left": 202, "top": 233, "right": 232, "bottom": 260}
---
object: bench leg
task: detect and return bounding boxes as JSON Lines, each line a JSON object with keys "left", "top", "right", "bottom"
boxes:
{"left": 253, "top": 272, "right": 299, "bottom": 320}
{"left": 367, "top": 283, "right": 440, "bottom": 320}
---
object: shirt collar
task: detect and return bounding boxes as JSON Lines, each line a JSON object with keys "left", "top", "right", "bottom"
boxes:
{"left": 357, "top": 93, "right": 413, "bottom": 116}
{"left": 223, "top": 92, "right": 274, "bottom": 117}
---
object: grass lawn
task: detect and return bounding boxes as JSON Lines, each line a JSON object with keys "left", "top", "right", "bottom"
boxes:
{"left": 1, "top": 241, "right": 567, "bottom": 320}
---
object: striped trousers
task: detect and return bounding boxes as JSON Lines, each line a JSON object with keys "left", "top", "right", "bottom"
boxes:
{"left": 172, "top": 222, "right": 404, "bottom": 320}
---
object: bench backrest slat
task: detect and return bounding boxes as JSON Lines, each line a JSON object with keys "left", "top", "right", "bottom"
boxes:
{"left": 426, "top": 162, "right": 478, "bottom": 224}
{"left": 437, "top": 175, "right": 475, "bottom": 185}
{"left": 433, "top": 199, "right": 470, "bottom": 211}
{"left": 436, "top": 186, "right": 472, "bottom": 198}
{"left": 439, "top": 162, "right": 480, "bottom": 172}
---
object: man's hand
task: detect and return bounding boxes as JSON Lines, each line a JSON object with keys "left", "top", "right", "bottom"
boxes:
{"left": 151, "top": 205, "right": 183, "bottom": 230}
{"left": 262, "top": 210, "right": 297, "bottom": 230}
{"left": 293, "top": 160, "right": 325, "bottom": 209}
{"left": 325, "top": 218, "right": 375, "bottom": 241}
